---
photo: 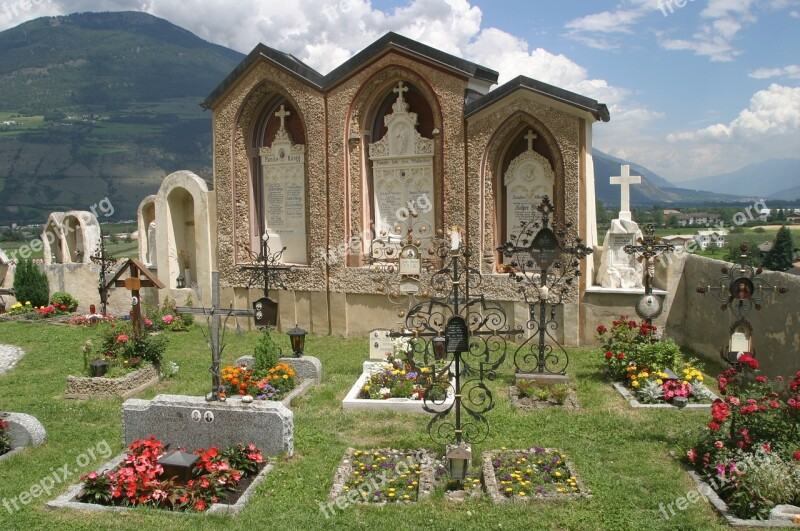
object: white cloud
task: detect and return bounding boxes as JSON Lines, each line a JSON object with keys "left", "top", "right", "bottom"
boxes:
{"left": 749, "top": 65, "right": 800, "bottom": 79}
{"left": 667, "top": 84, "right": 800, "bottom": 141}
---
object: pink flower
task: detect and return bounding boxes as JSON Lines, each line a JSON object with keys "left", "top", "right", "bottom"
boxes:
{"left": 162, "top": 315, "right": 174, "bottom": 324}
{"left": 714, "top": 441, "right": 724, "bottom": 449}
{"left": 687, "top": 449, "right": 697, "bottom": 463}
{"left": 117, "top": 334, "right": 129, "bottom": 343}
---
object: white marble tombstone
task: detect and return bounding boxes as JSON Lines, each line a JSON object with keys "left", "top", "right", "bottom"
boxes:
{"left": 504, "top": 130, "right": 554, "bottom": 238}
{"left": 596, "top": 165, "right": 643, "bottom": 289}
{"left": 259, "top": 105, "right": 307, "bottom": 264}
{"left": 369, "top": 82, "right": 434, "bottom": 239}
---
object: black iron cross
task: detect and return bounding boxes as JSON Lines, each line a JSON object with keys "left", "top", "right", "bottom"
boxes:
{"left": 175, "top": 271, "right": 258, "bottom": 401}
{"left": 89, "top": 234, "right": 116, "bottom": 315}
{"left": 240, "top": 233, "right": 294, "bottom": 298}
{"left": 498, "top": 196, "right": 593, "bottom": 375}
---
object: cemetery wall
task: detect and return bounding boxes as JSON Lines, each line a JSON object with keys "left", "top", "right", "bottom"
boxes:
{"left": 666, "top": 254, "right": 800, "bottom": 380}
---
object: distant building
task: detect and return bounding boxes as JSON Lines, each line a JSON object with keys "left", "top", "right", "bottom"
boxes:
{"left": 663, "top": 209, "right": 681, "bottom": 217}
{"left": 694, "top": 230, "right": 727, "bottom": 250}
{"left": 677, "top": 212, "right": 722, "bottom": 227}
{"left": 661, "top": 234, "right": 694, "bottom": 249}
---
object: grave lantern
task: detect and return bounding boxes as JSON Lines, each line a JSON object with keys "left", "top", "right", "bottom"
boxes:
{"left": 89, "top": 358, "right": 108, "bottom": 377}
{"left": 176, "top": 274, "right": 186, "bottom": 289}
{"left": 445, "top": 442, "right": 472, "bottom": 482}
{"left": 158, "top": 450, "right": 200, "bottom": 485}
{"left": 432, "top": 334, "right": 446, "bottom": 361}
{"left": 287, "top": 325, "right": 307, "bottom": 357}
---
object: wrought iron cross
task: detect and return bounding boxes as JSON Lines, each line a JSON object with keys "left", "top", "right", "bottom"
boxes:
{"left": 240, "top": 233, "right": 294, "bottom": 298}
{"left": 89, "top": 234, "right": 116, "bottom": 315}
{"left": 498, "top": 196, "right": 593, "bottom": 374}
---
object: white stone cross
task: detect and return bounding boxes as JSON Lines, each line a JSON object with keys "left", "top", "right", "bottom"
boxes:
{"left": 610, "top": 164, "right": 641, "bottom": 221}
{"left": 275, "top": 105, "right": 291, "bottom": 129}
{"left": 393, "top": 81, "right": 409, "bottom": 103}
{"left": 524, "top": 130, "right": 537, "bottom": 151}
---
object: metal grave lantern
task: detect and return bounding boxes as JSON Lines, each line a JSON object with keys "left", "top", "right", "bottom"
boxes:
{"left": 158, "top": 451, "right": 200, "bottom": 485}
{"left": 445, "top": 442, "right": 472, "bottom": 482}
{"left": 253, "top": 297, "right": 278, "bottom": 328}
{"left": 287, "top": 324, "right": 307, "bottom": 357}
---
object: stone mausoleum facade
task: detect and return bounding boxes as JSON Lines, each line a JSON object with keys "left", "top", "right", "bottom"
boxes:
{"left": 154, "top": 33, "right": 610, "bottom": 343}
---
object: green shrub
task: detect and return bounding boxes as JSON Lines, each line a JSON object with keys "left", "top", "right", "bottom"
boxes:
{"left": 13, "top": 258, "right": 49, "bottom": 307}
{"left": 253, "top": 328, "right": 281, "bottom": 377}
{"left": 50, "top": 291, "right": 78, "bottom": 312}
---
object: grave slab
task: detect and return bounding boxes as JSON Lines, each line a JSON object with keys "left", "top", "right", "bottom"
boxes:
{"left": 233, "top": 355, "right": 322, "bottom": 383}
{"left": 122, "top": 394, "right": 293, "bottom": 457}
{"left": 0, "top": 412, "right": 46, "bottom": 462}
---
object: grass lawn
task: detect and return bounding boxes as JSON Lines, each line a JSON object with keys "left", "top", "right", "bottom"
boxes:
{"left": 0, "top": 322, "right": 739, "bottom": 530}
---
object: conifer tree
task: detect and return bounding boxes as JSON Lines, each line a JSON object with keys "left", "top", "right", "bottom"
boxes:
{"left": 763, "top": 225, "right": 796, "bottom": 271}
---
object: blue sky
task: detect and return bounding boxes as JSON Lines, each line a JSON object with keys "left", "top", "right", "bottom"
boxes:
{"left": 1, "top": 0, "right": 798, "bottom": 183}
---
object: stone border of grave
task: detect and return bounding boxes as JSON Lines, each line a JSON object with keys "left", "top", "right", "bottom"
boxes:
{"left": 46, "top": 451, "right": 275, "bottom": 515}
{"left": 0, "top": 412, "right": 46, "bottom": 463}
{"left": 685, "top": 469, "right": 800, "bottom": 527}
{"left": 64, "top": 363, "right": 161, "bottom": 399}
{"left": 341, "top": 361, "right": 455, "bottom": 414}
{"left": 327, "top": 447, "right": 437, "bottom": 505}
{"left": 508, "top": 383, "right": 580, "bottom": 411}
{"left": 612, "top": 382, "right": 719, "bottom": 409}
{"left": 231, "top": 355, "right": 322, "bottom": 407}
{"left": 482, "top": 448, "right": 591, "bottom": 504}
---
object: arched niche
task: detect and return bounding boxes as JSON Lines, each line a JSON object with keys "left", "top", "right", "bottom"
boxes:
{"left": 137, "top": 196, "right": 157, "bottom": 268}
{"left": 41, "top": 213, "right": 65, "bottom": 265}
{"left": 349, "top": 73, "right": 440, "bottom": 253}
{"left": 155, "top": 171, "right": 212, "bottom": 298}
{"left": 241, "top": 86, "right": 308, "bottom": 264}
{"left": 483, "top": 115, "right": 564, "bottom": 268}
{"left": 61, "top": 211, "right": 100, "bottom": 264}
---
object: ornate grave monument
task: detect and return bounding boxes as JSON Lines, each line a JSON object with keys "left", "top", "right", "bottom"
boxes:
{"left": 596, "top": 165, "right": 643, "bottom": 289}
{"left": 623, "top": 223, "right": 675, "bottom": 324}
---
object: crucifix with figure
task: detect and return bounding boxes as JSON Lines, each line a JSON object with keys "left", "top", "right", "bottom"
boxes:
{"left": 624, "top": 224, "right": 674, "bottom": 323}
{"left": 610, "top": 165, "right": 641, "bottom": 221}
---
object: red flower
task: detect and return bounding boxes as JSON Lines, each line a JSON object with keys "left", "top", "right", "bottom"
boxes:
{"left": 117, "top": 334, "right": 129, "bottom": 343}
{"left": 194, "top": 499, "right": 206, "bottom": 511}
{"left": 627, "top": 320, "right": 637, "bottom": 329}
{"left": 604, "top": 351, "right": 613, "bottom": 360}
{"left": 737, "top": 354, "right": 759, "bottom": 370}
{"left": 616, "top": 352, "right": 625, "bottom": 360}
{"left": 793, "top": 450, "right": 800, "bottom": 461}
{"left": 707, "top": 421, "right": 721, "bottom": 431}
{"left": 755, "top": 376, "right": 767, "bottom": 383}
{"left": 597, "top": 325, "right": 607, "bottom": 334}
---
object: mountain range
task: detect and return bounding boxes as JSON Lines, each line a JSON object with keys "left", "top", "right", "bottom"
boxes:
{"left": 0, "top": 11, "right": 797, "bottom": 225}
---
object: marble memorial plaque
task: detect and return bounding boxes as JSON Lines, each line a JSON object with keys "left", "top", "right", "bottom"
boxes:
{"left": 369, "top": 329, "right": 394, "bottom": 360}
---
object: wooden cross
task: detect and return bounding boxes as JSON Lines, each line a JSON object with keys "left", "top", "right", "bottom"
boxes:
{"left": 524, "top": 130, "right": 537, "bottom": 151}
{"left": 175, "top": 271, "right": 257, "bottom": 401}
{"left": 393, "top": 81, "right": 409, "bottom": 102}
{"left": 610, "top": 165, "right": 641, "bottom": 221}
{"left": 105, "top": 259, "right": 165, "bottom": 333}
{"left": 275, "top": 104, "right": 290, "bottom": 129}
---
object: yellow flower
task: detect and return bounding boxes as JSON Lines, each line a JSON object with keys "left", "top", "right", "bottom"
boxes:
{"left": 555, "top": 472, "right": 562, "bottom": 477}
{"left": 697, "top": 375, "right": 704, "bottom": 382}
{"left": 656, "top": 379, "right": 663, "bottom": 385}
{"left": 403, "top": 494, "right": 410, "bottom": 500}
{"left": 519, "top": 492, "right": 527, "bottom": 497}
{"left": 632, "top": 380, "right": 640, "bottom": 388}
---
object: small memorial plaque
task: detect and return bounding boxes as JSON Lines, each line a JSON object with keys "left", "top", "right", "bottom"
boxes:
{"left": 399, "top": 277, "right": 420, "bottom": 294}
{"left": 124, "top": 277, "right": 142, "bottom": 291}
{"left": 253, "top": 297, "right": 278, "bottom": 327}
{"left": 369, "top": 329, "right": 394, "bottom": 360}
{"left": 445, "top": 316, "right": 469, "bottom": 353}
{"left": 399, "top": 245, "right": 421, "bottom": 275}
{"left": 611, "top": 234, "right": 635, "bottom": 266}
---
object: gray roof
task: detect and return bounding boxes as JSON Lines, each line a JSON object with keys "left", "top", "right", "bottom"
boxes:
{"left": 464, "top": 75, "right": 610, "bottom": 122}
{"left": 203, "top": 32, "right": 498, "bottom": 109}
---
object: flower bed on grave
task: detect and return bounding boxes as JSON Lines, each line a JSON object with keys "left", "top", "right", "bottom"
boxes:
{"left": 49, "top": 436, "right": 270, "bottom": 514}
{"left": 0, "top": 417, "right": 11, "bottom": 457}
{"left": 65, "top": 321, "right": 166, "bottom": 399}
{"left": 327, "top": 448, "right": 436, "bottom": 505}
{"left": 597, "top": 316, "right": 717, "bottom": 407}
{"left": 342, "top": 358, "right": 454, "bottom": 414}
{"left": 509, "top": 379, "right": 579, "bottom": 411}
{"left": 482, "top": 447, "right": 590, "bottom": 503}
{"left": 681, "top": 361, "right": 800, "bottom": 522}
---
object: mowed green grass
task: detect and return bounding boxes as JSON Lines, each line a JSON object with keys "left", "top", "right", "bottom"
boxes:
{"left": 0, "top": 322, "right": 735, "bottom": 530}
